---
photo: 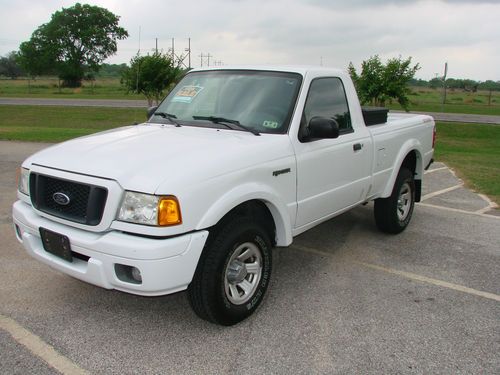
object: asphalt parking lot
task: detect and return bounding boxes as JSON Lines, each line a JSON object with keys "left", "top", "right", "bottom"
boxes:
{"left": 1, "top": 140, "right": 499, "bottom": 374}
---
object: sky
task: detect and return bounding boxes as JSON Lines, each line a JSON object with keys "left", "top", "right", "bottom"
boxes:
{"left": 0, "top": 0, "right": 499, "bottom": 81}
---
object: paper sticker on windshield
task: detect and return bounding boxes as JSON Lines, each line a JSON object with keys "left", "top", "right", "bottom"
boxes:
{"left": 172, "top": 85, "right": 203, "bottom": 103}
{"left": 262, "top": 120, "right": 279, "bottom": 129}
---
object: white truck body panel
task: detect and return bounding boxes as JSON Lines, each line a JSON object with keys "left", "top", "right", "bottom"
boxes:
{"left": 13, "top": 65, "right": 434, "bottom": 297}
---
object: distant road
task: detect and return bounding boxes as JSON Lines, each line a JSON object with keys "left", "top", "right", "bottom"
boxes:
{"left": 1, "top": 97, "right": 499, "bottom": 124}
{"left": 392, "top": 110, "right": 500, "bottom": 125}
{"left": 0, "top": 97, "right": 148, "bottom": 108}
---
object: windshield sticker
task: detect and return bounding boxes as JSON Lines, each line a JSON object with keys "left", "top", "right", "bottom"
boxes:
{"left": 262, "top": 120, "right": 279, "bottom": 129}
{"left": 172, "top": 85, "right": 204, "bottom": 103}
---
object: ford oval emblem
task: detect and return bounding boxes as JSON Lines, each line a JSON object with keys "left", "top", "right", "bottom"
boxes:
{"left": 52, "top": 192, "right": 71, "bottom": 206}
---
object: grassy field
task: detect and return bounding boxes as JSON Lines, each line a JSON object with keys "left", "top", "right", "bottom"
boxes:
{"left": 387, "top": 87, "right": 500, "bottom": 115}
{"left": 0, "top": 77, "right": 143, "bottom": 100}
{"left": 0, "top": 105, "right": 498, "bottom": 205}
{"left": 2, "top": 77, "right": 500, "bottom": 115}
{"left": 434, "top": 121, "right": 500, "bottom": 205}
{"left": 0, "top": 105, "right": 145, "bottom": 142}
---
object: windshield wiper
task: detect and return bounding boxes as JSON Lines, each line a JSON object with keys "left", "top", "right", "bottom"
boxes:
{"left": 153, "top": 112, "right": 181, "bottom": 127}
{"left": 192, "top": 116, "right": 260, "bottom": 136}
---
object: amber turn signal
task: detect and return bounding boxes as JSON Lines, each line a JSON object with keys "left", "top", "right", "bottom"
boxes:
{"left": 158, "top": 196, "right": 182, "bottom": 226}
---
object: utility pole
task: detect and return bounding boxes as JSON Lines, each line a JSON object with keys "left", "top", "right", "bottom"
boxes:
{"left": 155, "top": 38, "right": 158, "bottom": 53}
{"left": 136, "top": 26, "right": 141, "bottom": 95}
{"left": 171, "top": 38, "right": 175, "bottom": 61}
{"left": 187, "top": 38, "right": 191, "bottom": 69}
{"left": 441, "top": 62, "right": 448, "bottom": 112}
{"left": 198, "top": 52, "right": 216, "bottom": 68}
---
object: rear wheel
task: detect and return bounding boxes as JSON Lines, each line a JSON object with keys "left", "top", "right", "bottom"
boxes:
{"left": 374, "top": 167, "right": 415, "bottom": 234}
{"left": 187, "top": 216, "right": 272, "bottom": 325}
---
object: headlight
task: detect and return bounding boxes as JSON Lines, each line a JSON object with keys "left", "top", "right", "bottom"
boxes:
{"left": 18, "top": 168, "right": 30, "bottom": 196}
{"left": 118, "top": 191, "right": 182, "bottom": 226}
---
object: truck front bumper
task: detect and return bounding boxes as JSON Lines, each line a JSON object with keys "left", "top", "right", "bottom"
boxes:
{"left": 12, "top": 200, "right": 208, "bottom": 296}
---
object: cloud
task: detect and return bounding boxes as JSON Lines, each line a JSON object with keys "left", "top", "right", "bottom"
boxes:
{"left": 0, "top": 0, "right": 499, "bottom": 80}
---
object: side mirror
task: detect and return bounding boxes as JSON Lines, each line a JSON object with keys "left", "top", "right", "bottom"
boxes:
{"left": 306, "top": 117, "right": 340, "bottom": 140}
{"left": 147, "top": 106, "right": 158, "bottom": 119}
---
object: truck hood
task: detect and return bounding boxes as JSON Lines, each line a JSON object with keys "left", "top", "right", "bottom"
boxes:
{"left": 24, "top": 124, "right": 294, "bottom": 193}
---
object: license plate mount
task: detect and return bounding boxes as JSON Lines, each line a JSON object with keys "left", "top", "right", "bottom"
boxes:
{"left": 39, "top": 228, "right": 73, "bottom": 262}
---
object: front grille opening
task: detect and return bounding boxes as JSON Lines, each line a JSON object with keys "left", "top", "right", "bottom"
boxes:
{"left": 71, "top": 251, "right": 90, "bottom": 262}
{"left": 29, "top": 173, "right": 107, "bottom": 226}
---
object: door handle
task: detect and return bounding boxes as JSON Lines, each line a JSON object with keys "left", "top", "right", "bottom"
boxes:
{"left": 353, "top": 143, "right": 363, "bottom": 151}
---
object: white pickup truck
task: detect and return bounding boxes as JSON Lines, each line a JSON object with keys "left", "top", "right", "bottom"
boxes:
{"left": 13, "top": 66, "right": 435, "bottom": 325}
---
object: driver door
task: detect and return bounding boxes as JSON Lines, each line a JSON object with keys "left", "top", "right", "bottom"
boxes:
{"left": 294, "top": 77, "right": 372, "bottom": 229}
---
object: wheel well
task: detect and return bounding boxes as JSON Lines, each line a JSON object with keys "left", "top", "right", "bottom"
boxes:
{"left": 401, "top": 151, "right": 417, "bottom": 175}
{"left": 401, "top": 150, "right": 423, "bottom": 202}
{"left": 210, "top": 200, "right": 277, "bottom": 246}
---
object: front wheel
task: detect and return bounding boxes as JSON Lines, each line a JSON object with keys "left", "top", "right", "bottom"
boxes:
{"left": 187, "top": 217, "right": 272, "bottom": 325}
{"left": 374, "top": 167, "right": 415, "bottom": 234}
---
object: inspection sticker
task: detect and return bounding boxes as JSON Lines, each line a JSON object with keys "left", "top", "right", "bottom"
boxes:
{"left": 172, "top": 85, "right": 204, "bottom": 103}
{"left": 262, "top": 120, "right": 279, "bottom": 129}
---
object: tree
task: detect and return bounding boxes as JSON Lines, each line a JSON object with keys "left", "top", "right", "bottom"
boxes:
{"left": 18, "top": 3, "right": 128, "bottom": 87}
{"left": 121, "top": 52, "right": 184, "bottom": 106}
{"left": 478, "top": 80, "right": 500, "bottom": 91}
{"left": 18, "top": 39, "right": 53, "bottom": 79}
{"left": 348, "top": 55, "right": 420, "bottom": 111}
{"left": 0, "top": 51, "right": 23, "bottom": 79}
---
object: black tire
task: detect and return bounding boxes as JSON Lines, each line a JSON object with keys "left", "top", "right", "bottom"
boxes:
{"left": 187, "top": 216, "right": 272, "bottom": 326}
{"left": 374, "top": 167, "right": 415, "bottom": 234}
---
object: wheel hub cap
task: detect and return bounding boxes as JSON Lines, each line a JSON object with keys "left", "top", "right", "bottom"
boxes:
{"left": 224, "top": 242, "right": 263, "bottom": 305}
{"left": 397, "top": 182, "right": 411, "bottom": 221}
{"left": 227, "top": 260, "right": 248, "bottom": 284}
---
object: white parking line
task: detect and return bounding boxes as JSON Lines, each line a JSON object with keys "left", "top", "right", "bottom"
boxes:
{"left": 356, "top": 261, "right": 500, "bottom": 302}
{"left": 421, "top": 184, "right": 463, "bottom": 201}
{"left": 418, "top": 202, "right": 500, "bottom": 219}
{"left": 475, "top": 193, "right": 499, "bottom": 213}
{"left": 291, "top": 244, "right": 500, "bottom": 302}
{"left": 424, "top": 166, "right": 449, "bottom": 174}
{"left": 0, "top": 314, "right": 89, "bottom": 375}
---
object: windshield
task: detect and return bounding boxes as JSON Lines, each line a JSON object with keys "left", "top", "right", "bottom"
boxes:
{"left": 150, "top": 70, "right": 302, "bottom": 134}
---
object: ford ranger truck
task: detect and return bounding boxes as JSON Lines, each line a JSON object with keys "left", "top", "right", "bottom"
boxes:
{"left": 13, "top": 66, "right": 435, "bottom": 325}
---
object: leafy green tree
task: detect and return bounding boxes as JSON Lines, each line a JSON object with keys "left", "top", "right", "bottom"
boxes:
{"left": 121, "top": 52, "right": 184, "bottom": 105}
{"left": 429, "top": 77, "right": 442, "bottom": 89}
{"left": 478, "top": 80, "right": 500, "bottom": 91}
{"left": 97, "top": 63, "right": 128, "bottom": 78}
{"left": 0, "top": 51, "right": 23, "bottom": 79}
{"left": 18, "top": 3, "right": 128, "bottom": 87}
{"left": 18, "top": 39, "right": 54, "bottom": 78}
{"left": 348, "top": 55, "right": 420, "bottom": 111}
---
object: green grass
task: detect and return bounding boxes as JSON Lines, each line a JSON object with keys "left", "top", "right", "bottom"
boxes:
{"left": 0, "top": 105, "right": 146, "bottom": 142}
{"left": 2, "top": 78, "right": 500, "bottom": 116}
{"left": 434, "top": 121, "right": 500, "bottom": 205}
{"left": 387, "top": 87, "right": 500, "bottom": 116}
{"left": 0, "top": 77, "right": 143, "bottom": 100}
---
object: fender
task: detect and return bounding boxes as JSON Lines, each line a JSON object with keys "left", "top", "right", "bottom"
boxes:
{"left": 381, "top": 139, "right": 424, "bottom": 198}
{"left": 196, "top": 182, "right": 294, "bottom": 246}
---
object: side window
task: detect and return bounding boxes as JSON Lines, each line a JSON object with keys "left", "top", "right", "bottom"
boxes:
{"left": 301, "top": 77, "right": 352, "bottom": 137}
